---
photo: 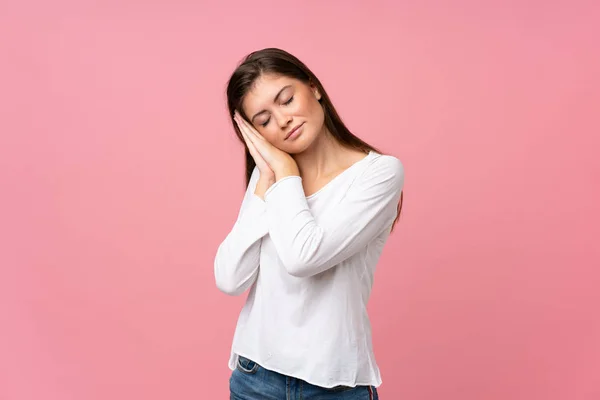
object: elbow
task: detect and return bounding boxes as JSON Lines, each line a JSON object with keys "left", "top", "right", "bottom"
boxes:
{"left": 214, "top": 260, "right": 246, "bottom": 296}
{"left": 278, "top": 236, "right": 325, "bottom": 278}
{"left": 281, "top": 258, "right": 320, "bottom": 278}
{"left": 215, "top": 274, "right": 245, "bottom": 296}
{"left": 215, "top": 278, "right": 246, "bottom": 296}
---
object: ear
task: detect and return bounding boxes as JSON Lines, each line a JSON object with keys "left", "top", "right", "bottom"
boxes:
{"left": 309, "top": 81, "right": 322, "bottom": 101}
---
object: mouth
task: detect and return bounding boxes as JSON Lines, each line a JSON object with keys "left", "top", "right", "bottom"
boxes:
{"left": 285, "top": 122, "right": 305, "bottom": 140}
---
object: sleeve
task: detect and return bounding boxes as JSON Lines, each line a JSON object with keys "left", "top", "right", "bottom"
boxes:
{"left": 263, "top": 155, "right": 404, "bottom": 278}
{"left": 214, "top": 166, "right": 269, "bottom": 295}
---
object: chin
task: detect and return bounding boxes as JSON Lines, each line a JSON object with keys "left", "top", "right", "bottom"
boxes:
{"left": 284, "top": 145, "right": 309, "bottom": 155}
{"left": 282, "top": 130, "right": 318, "bottom": 154}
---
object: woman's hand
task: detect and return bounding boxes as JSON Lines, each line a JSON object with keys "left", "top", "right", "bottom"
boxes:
{"left": 234, "top": 111, "right": 275, "bottom": 181}
{"left": 234, "top": 110, "right": 299, "bottom": 182}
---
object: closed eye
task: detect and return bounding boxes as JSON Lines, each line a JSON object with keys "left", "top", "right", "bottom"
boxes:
{"left": 260, "top": 96, "right": 294, "bottom": 127}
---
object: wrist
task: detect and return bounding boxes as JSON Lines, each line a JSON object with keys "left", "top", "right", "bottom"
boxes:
{"left": 258, "top": 173, "right": 276, "bottom": 185}
{"left": 271, "top": 154, "right": 299, "bottom": 181}
{"left": 254, "top": 175, "right": 275, "bottom": 200}
{"left": 275, "top": 166, "right": 300, "bottom": 181}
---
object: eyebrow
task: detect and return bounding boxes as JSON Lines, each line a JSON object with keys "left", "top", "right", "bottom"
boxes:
{"left": 250, "top": 85, "right": 292, "bottom": 122}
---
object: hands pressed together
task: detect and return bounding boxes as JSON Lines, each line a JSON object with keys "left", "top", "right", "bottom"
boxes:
{"left": 233, "top": 110, "right": 299, "bottom": 199}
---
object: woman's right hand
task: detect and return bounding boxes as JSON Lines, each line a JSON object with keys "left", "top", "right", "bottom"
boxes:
{"left": 234, "top": 111, "right": 275, "bottom": 199}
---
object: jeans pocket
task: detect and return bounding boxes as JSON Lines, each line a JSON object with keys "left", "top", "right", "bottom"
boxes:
{"left": 236, "top": 355, "right": 259, "bottom": 374}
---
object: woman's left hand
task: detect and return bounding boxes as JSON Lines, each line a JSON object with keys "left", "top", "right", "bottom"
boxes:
{"left": 234, "top": 110, "right": 299, "bottom": 180}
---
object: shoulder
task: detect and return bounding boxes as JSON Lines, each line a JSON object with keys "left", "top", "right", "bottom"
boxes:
{"left": 346, "top": 152, "right": 404, "bottom": 202}
{"left": 371, "top": 152, "right": 404, "bottom": 172}
{"left": 361, "top": 152, "right": 404, "bottom": 187}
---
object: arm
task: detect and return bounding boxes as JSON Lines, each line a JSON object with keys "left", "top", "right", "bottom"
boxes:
{"left": 263, "top": 155, "right": 404, "bottom": 278}
{"left": 214, "top": 166, "right": 269, "bottom": 295}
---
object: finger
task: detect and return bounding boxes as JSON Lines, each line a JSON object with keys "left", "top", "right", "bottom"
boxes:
{"left": 238, "top": 123, "right": 262, "bottom": 159}
{"left": 234, "top": 114, "right": 252, "bottom": 141}
{"left": 245, "top": 132, "right": 271, "bottom": 164}
{"left": 243, "top": 132, "right": 256, "bottom": 155}
{"left": 238, "top": 120, "right": 262, "bottom": 152}
{"left": 238, "top": 125, "right": 250, "bottom": 146}
{"left": 245, "top": 131, "right": 271, "bottom": 171}
{"left": 241, "top": 129, "right": 259, "bottom": 159}
{"left": 234, "top": 111, "right": 267, "bottom": 144}
{"left": 239, "top": 126, "right": 256, "bottom": 152}
{"left": 234, "top": 110, "right": 248, "bottom": 130}
{"left": 236, "top": 113, "right": 265, "bottom": 141}
{"left": 238, "top": 122, "right": 257, "bottom": 148}
{"left": 234, "top": 111, "right": 271, "bottom": 160}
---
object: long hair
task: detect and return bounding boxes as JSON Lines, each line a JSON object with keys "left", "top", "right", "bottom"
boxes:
{"left": 225, "top": 47, "right": 403, "bottom": 231}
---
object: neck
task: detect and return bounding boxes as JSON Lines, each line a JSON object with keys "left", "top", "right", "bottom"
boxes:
{"left": 292, "top": 127, "right": 349, "bottom": 180}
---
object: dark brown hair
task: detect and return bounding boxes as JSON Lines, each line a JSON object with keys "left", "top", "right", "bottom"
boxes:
{"left": 225, "top": 47, "right": 403, "bottom": 230}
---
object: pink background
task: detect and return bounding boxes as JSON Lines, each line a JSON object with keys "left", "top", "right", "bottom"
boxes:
{"left": 1, "top": 1, "right": 599, "bottom": 399}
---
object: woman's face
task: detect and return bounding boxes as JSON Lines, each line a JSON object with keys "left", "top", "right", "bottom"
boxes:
{"left": 240, "top": 73, "right": 325, "bottom": 154}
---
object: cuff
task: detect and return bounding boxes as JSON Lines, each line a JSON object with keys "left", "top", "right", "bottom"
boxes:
{"left": 264, "top": 175, "right": 309, "bottom": 218}
{"left": 264, "top": 175, "right": 302, "bottom": 200}
{"left": 239, "top": 192, "right": 267, "bottom": 221}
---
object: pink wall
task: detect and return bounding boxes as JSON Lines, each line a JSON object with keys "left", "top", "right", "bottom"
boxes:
{"left": 1, "top": 1, "right": 598, "bottom": 399}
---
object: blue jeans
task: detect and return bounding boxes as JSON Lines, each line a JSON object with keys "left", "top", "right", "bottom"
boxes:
{"left": 230, "top": 355, "right": 379, "bottom": 399}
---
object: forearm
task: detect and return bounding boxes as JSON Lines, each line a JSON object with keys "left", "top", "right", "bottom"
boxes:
{"left": 215, "top": 166, "right": 268, "bottom": 295}
{"left": 263, "top": 157, "right": 404, "bottom": 278}
{"left": 214, "top": 193, "right": 268, "bottom": 295}
{"left": 214, "top": 220, "right": 266, "bottom": 295}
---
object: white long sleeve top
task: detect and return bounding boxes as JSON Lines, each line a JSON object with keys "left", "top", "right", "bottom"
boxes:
{"left": 214, "top": 150, "right": 404, "bottom": 388}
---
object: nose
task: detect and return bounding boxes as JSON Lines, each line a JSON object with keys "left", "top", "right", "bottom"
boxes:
{"left": 274, "top": 111, "right": 292, "bottom": 129}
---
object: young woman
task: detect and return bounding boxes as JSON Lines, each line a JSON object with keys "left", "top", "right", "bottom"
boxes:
{"left": 214, "top": 48, "right": 405, "bottom": 399}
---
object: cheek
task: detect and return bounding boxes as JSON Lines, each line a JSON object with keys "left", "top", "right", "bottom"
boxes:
{"left": 258, "top": 127, "right": 280, "bottom": 144}
{"left": 298, "top": 96, "right": 316, "bottom": 114}
{"left": 301, "top": 94, "right": 322, "bottom": 116}
{"left": 307, "top": 99, "right": 325, "bottom": 126}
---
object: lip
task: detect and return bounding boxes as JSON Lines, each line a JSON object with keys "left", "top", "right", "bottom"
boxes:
{"left": 285, "top": 122, "right": 305, "bottom": 140}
